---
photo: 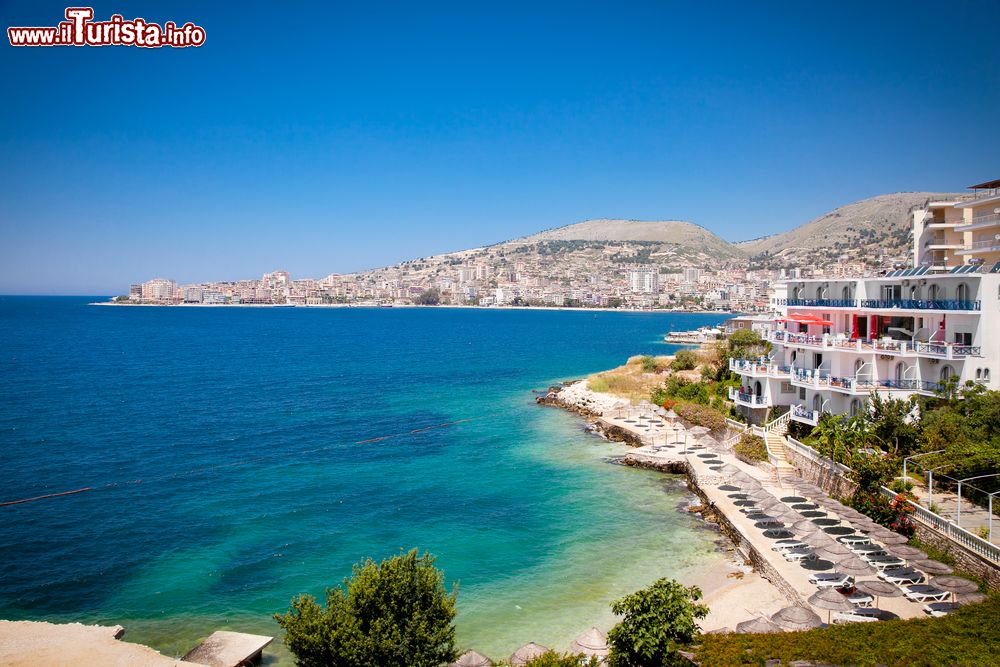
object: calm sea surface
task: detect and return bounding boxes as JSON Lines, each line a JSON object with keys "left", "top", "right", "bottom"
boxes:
{"left": 0, "top": 298, "right": 732, "bottom": 661}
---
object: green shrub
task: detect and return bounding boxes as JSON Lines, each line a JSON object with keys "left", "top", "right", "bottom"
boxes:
{"left": 522, "top": 651, "right": 600, "bottom": 666}
{"left": 275, "top": 549, "right": 457, "bottom": 667}
{"left": 675, "top": 403, "right": 726, "bottom": 434}
{"left": 734, "top": 432, "right": 768, "bottom": 462}
{"left": 671, "top": 349, "right": 699, "bottom": 371}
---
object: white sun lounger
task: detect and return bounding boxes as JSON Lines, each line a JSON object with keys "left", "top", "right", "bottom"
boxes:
{"left": 923, "top": 601, "right": 960, "bottom": 617}
{"left": 847, "top": 592, "right": 874, "bottom": 607}
{"left": 878, "top": 569, "right": 924, "bottom": 585}
{"left": 865, "top": 555, "right": 905, "bottom": 570}
{"left": 771, "top": 540, "right": 808, "bottom": 552}
{"left": 838, "top": 535, "right": 871, "bottom": 547}
{"left": 783, "top": 548, "right": 816, "bottom": 562}
{"left": 833, "top": 609, "right": 881, "bottom": 624}
{"left": 904, "top": 585, "right": 950, "bottom": 603}
{"left": 809, "top": 573, "right": 852, "bottom": 588}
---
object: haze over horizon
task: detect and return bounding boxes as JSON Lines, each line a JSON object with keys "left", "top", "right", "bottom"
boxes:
{"left": 2, "top": 0, "right": 999, "bottom": 294}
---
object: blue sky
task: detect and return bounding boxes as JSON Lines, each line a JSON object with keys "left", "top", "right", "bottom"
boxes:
{"left": 2, "top": 1, "right": 999, "bottom": 294}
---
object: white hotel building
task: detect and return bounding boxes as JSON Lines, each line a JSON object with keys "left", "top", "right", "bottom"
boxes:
{"left": 731, "top": 179, "right": 1000, "bottom": 426}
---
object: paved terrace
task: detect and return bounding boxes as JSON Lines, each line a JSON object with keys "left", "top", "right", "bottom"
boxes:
{"left": 601, "top": 408, "right": 969, "bottom": 631}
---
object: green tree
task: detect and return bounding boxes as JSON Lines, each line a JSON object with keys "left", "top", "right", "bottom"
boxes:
{"left": 524, "top": 651, "right": 600, "bottom": 666}
{"left": 607, "top": 579, "right": 708, "bottom": 667}
{"left": 866, "top": 394, "right": 921, "bottom": 456}
{"left": 275, "top": 549, "right": 457, "bottom": 667}
{"left": 415, "top": 288, "right": 441, "bottom": 305}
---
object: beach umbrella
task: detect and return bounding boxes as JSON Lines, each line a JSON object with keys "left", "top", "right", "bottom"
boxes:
{"left": 889, "top": 545, "right": 927, "bottom": 561}
{"left": 803, "top": 532, "right": 834, "bottom": 547}
{"left": 836, "top": 556, "right": 874, "bottom": 577}
{"left": 797, "top": 483, "right": 825, "bottom": 497}
{"left": 719, "top": 464, "right": 742, "bottom": 477}
{"left": 510, "top": 643, "right": 549, "bottom": 666}
{"left": 912, "top": 559, "right": 953, "bottom": 575}
{"left": 930, "top": 576, "right": 979, "bottom": 602}
{"left": 877, "top": 533, "right": 909, "bottom": 546}
{"left": 770, "top": 606, "right": 823, "bottom": 631}
{"left": 808, "top": 587, "right": 856, "bottom": 624}
{"left": 449, "top": 650, "right": 493, "bottom": 667}
{"left": 735, "top": 617, "right": 782, "bottom": 634}
{"left": 814, "top": 545, "right": 851, "bottom": 562}
{"left": 956, "top": 592, "right": 987, "bottom": 605}
{"left": 856, "top": 579, "right": 903, "bottom": 607}
{"left": 569, "top": 628, "right": 609, "bottom": 659}
{"left": 793, "top": 519, "right": 822, "bottom": 533}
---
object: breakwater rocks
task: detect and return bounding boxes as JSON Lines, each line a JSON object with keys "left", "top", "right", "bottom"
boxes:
{"left": 535, "top": 380, "right": 629, "bottom": 417}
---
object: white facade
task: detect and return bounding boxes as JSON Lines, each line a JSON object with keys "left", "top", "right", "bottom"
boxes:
{"left": 629, "top": 267, "right": 659, "bottom": 293}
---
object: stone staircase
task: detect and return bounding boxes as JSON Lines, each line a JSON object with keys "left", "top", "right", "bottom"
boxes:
{"left": 763, "top": 419, "right": 797, "bottom": 479}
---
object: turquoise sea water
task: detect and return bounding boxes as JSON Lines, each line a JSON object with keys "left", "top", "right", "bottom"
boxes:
{"left": 0, "top": 298, "right": 731, "bottom": 661}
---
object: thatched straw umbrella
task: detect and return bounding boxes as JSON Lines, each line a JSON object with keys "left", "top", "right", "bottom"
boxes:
{"left": 912, "top": 559, "right": 953, "bottom": 575}
{"left": 856, "top": 579, "right": 903, "bottom": 607}
{"left": 510, "top": 643, "right": 549, "bottom": 666}
{"left": 930, "top": 576, "right": 979, "bottom": 602}
{"left": 570, "top": 628, "right": 609, "bottom": 659}
{"left": 770, "top": 606, "right": 823, "bottom": 631}
{"left": 808, "top": 588, "right": 856, "bottom": 624}
{"left": 877, "top": 532, "right": 909, "bottom": 546}
{"left": 449, "top": 650, "right": 493, "bottom": 667}
{"left": 956, "top": 592, "right": 987, "bottom": 605}
{"left": 793, "top": 519, "right": 822, "bottom": 534}
{"left": 735, "top": 617, "right": 782, "bottom": 634}
{"left": 836, "top": 556, "right": 874, "bottom": 577}
{"left": 889, "top": 545, "right": 927, "bottom": 561}
{"left": 802, "top": 532, "right": 834, "bottom": 548}
{"left": 814, "top": 545, "right": 851, "bottom": 562}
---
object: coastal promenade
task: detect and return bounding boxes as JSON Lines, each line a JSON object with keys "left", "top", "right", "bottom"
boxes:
{"left": 543, "top": 382, "right": 946, "bottom": 632}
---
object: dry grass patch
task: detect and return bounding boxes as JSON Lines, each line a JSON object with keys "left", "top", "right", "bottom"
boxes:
{"left": 588, "top": 355, "right": 673, "bottom": 402}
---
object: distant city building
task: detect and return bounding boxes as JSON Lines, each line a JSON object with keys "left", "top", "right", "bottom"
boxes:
{"left": 141, "top": 278, "right": 176, "bottom": 301}
{"left": 629, "top": 267, "right": 659, "bottom": 293}
{"left": 683, "top": 267, "right": 702, "bottom": 283}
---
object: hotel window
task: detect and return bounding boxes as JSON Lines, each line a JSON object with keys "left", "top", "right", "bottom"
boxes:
{"left": 799, "top": 387, "right": 806, "bottom": 400}
{"left": 781, "top": 382, "right": 794, "bottom": 393}
{"left": 955, "top": 332, "right": 972, "bottom": 345}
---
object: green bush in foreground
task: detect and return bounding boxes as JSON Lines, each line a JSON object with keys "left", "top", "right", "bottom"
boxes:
{"left": 607, "top": 579, "right": 708, "bottom": 667}
{"left": 670, "top": 349, "right": 699, "bottom": 371}
{"left": 275, "top": 549, "right": 457, "bottom": 667}
{"left": 695, "top": 594, "right": 1000, "bottom": 667}
{"left": 734, "top": 432, "right": 768, "bottom": 462}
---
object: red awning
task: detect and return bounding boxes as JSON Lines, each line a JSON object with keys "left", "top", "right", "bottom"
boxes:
{"left": 780, "top": 314, "right": 833, "bottom": 325}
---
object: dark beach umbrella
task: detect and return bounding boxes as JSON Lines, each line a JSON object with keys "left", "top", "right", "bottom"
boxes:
{"left": 889, "top": 545, "right": 927, "bottom": 561}
{"left": 856, "top": 579, "right": 903, "bottom": 608}
{"left": 569, "top": 627, "right": 609, "bottom": 659}
{"left": 510, "top": 643, "right": 549, "bottom": 666}
{"left": 449, "top": 650, "right": 493, "bottom": 667}
{"left": 808, "top": 587, "right": 856, "bottom": 624}
{"left": 771, "top": 606, "right": 823, "bottom": 631}
{"left": 912, "top": 559, "right": 953, "bottom": 575}
{"left": 735, "top": 617, "right": 782, "bottom": 634}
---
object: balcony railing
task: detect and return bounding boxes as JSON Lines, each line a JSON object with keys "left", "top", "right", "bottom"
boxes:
{"left": 785, "top": 298, "right": 857, "bottom": 308}
{"left": 729, "top": 359, "right": 791, "bottom": 377}
{"left": 728, "top": 387, "right": 768, "bottom": 406}
{"left": 956, "top": 212, "right": 1000, "bottom": 231}
{"left": 791, "top": 404, "right": 820, "bottom": 425}
{"left": 790, "top": 369, "right": 944, "bottom": 395}
{"left": 963, "top": 238, "right": 1000, "bottom": 251}
{"left": 859, "top": 299, "right": 980, "bottom": 311}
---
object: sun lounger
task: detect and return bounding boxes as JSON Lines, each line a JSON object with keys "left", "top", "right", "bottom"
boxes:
{"left": 810, "top": 573, "right": 852, "bottom": 588}
{"left": 878, "top": 568, "right": 924, "bottom": 585}
{"left": 771, "top": 540, "right": 808, "bottom": 552}
{"left": 838, "top": 535, "right": 871, "bottom": 546}
{"left": 847, "top": 592, "right": 874, "bottom": 607}
{"left": 863, "top": 554, "right": 903, "bottom": 567}
{"left": 923, "top": 601, "right": 960, "bottom": 617}
{"left": 833, "top": 608, "right": 881, "bottom": 624}
{"left": 783, "top": 548, "right": 816, "bottom": 562}
{"left": 904, "top": 586, "right": 950, "bottom": 603}
{"left": 850, "top": 544, "right": 885, "bottom": 556}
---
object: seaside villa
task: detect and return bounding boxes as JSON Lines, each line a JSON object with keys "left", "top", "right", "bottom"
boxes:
{"left": 731, "top": 178, "right": 1000, "bottom": 425}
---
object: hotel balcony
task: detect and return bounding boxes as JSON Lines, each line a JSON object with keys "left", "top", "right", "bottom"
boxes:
{"left": 955, "top": 212, "right": 1000, "bottom": 233}
{"left": 956, "top": 237, "right": 1000, "bottom": 256}
{"left": 729, "top": 358, "right": 791, "bottom": 378}
{"left": 924, "top": 236, "right": 964, "bottom": 250}
{"left": 728, "top": 386, "right": 769, "bottom": 408}
{"left": 784, "top": 298, "right": 857, "bottom": 308}
{"left": 791, "top": 404, "right": 820, "bottom": 426}
{"left": 771, "top": 331, "right": 981, "bottom": 359}
{"left": 858, "top": 298, "right": 980, "bottom": 311}
{"left": 790, "top": 368, "right": 944, "bottom": 396}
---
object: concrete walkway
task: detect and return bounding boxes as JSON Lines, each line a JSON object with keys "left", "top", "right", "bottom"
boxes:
{"left": 908, "top": 482, "right": 1000, "bottom": 546}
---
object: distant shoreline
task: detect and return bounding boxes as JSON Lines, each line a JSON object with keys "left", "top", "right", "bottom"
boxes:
{"left": 89, "top": 301, "right": 737, "bottom": 316}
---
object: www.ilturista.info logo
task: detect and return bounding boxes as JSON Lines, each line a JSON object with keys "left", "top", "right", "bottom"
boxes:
{"left": 8, "top": 7, "right": 205, "bottom": 48}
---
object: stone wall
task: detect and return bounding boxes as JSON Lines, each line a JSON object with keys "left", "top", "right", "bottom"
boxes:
{"left": 912, "top": 522, "right": 1000, "bottom": 590}
{"left": 782, "top": 444, "right": 857, "bottom": 499}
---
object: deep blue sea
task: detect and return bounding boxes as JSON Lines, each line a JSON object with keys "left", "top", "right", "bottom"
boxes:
{"left": 0, "top": 297, "right": 731, "bottom": 661}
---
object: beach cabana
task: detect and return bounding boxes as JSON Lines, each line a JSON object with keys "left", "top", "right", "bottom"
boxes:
{"left": 734, "top": 617, "right": 782, "bottom": 634}
{"left": 770, "top": 606, "right": 823, "bottom": 631}
{"left": 808, "top": 588, "right": 856, "bottom": 624}
{"left": 569, "top": 627, "right": 609, "bottom": 659}
{"left": 449, "top": 650, "right": 493, "bottom": 667}
{"left": 510, "top": 642, "right": 549, "bottom": 666}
